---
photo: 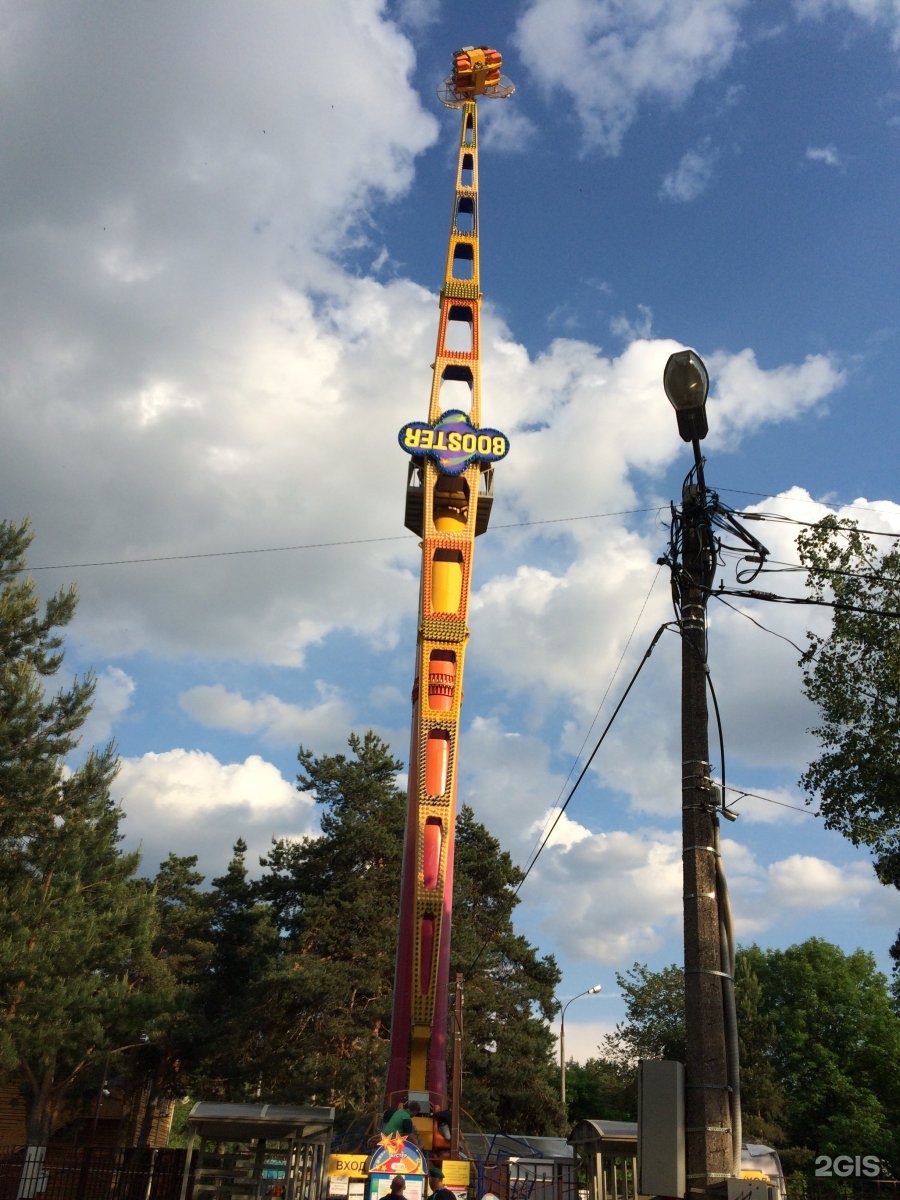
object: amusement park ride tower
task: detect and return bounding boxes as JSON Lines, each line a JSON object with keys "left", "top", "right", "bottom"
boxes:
{"left": 376, "top": 45, "right": 514, "bottom": 1186}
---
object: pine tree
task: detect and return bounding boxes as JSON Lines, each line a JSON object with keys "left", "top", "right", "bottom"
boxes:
{"left": 192, "top": 840, "right": 282, "bottom": 1099}
{"left": 255, "top": 733, "right": 407, "bottom": 1112}
{"left": 130, "top": 854, "right": 215, "bottom": 1137}
{"left": 450, "top": 806, "right": 562, "bottom": 1133}
{"left": 0, "top": 518, "right": 158, "bottom": 1148}
{"left": 253, "top": 733, "right": 563, "bottom": 1132}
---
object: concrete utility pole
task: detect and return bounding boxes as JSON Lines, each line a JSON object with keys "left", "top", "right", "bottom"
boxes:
{"left": 664, "top": 350, "right": 735, "bottom": 1197}
{"left": 679, "top": 484, "right": 733, "bottom": 1195}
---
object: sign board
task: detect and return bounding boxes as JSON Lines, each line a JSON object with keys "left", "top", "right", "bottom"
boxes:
{"left": 439, "top": 1161, "right": 471, "bottom": 1188}
{"left": 329, "top": 1155, "right": 369, "bottom": 1179}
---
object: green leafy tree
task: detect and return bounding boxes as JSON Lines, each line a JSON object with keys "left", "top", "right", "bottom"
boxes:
{"left": 744, "top": 939, "right": 900, "bottom": 1175}
{"left": 797, "top": 517, "right": 900, "bottom": 967}
{"left": 603, "top": 944, "right": 900, "bottom": 1176}
{"left": 0, "top": 518, "right": 158, "bottom": 1147}
{"left": 562, "top": 1057, "right": 636, "bottom": 1125}
{"left": 601, "top": 962, "right": 686, "bottom": 1065}
{"left": 734, "top": 955, "right": 785, "bottom": 1145}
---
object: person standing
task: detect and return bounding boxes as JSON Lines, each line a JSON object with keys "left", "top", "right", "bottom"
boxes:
{"left": 427, "top": 1167, "right": 455, "bottom": 1200}
{"left": 389, "top": 1177, "right": 406, "bottom": 1198}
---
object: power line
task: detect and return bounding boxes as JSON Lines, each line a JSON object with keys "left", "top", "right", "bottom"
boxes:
{"left": 465, "top": 621, "right": 674, "bottom": 976}
{"left": 723, "top": 785, "right": 819, "bottom": 818}
{"left": 23, "top": 501, "right": 899, "bottom": 574}
{"left": 26, "top": 508, "right": 661, "bottom": 572}
{"left": 717, "top": 490, "right": 900, "bottom": 523}
{"left": 735, "top": 510, "right": 900, "bottom": 540}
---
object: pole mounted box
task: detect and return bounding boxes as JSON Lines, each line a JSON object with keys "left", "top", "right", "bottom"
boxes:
{"left": 637, "top": 1059, "right": 685, "bottom": 1198}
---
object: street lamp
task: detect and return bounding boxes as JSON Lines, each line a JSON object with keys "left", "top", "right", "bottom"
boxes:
{"left": 664, "top": 348, "right": 710, "bottom": 445}
{"left": 664, "top": 349, "right": 739, "bottom": 1197}
{"left": 559, "top": 984, "right": 602, "bottom": 1107}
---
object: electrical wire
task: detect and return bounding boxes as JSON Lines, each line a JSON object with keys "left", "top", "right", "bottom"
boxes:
{"left": 514, "top": 622, "right": 672, "bottom": 895}
{"left": 710, "top": 593, "right": 806, "bottom": 656}
{"left": 519, "top": 563, "right": 666, "bottom": 878}
{"left": 723, "top": 786, "right": 819, "bottom": 817}
{"left": 715, "top": 490, "right": 900, "bottom": 524}
{"left": 733, "top": 509, "right": 900, "bottom": 540}
{"left": 464, "top": 620, "right": 674, "bottom": 976}
{"left": 25, "top": 508, "right": 663, "bottom": 572}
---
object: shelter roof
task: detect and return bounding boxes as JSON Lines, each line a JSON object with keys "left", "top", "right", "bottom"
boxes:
{"left": 186, "top": 1102, "right": 335, "bottom": 1143}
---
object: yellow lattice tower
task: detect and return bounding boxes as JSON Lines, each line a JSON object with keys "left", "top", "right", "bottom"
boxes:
{"left": 389, "top": 55, "right": 513, "bottom": 1118}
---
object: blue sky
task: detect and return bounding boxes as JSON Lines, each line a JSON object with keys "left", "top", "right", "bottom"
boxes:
{"left": 2, "top": 0, "right": 898, "bottom": 1065}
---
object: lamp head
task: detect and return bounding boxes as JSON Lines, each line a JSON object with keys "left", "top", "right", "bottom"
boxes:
{"left": 664, "top": 349, "right": 709, "bottom": 442}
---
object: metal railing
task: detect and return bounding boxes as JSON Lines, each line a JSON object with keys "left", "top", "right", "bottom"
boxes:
{"left": 0, "top": 1147, "right": 192, "bottom": 1200}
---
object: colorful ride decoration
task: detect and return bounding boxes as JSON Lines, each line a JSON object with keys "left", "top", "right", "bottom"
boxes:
{"left": 367, "top": 1134, "right": 427, "bottom": 1178}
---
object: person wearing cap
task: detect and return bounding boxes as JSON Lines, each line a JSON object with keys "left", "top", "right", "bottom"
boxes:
{"left": 427, "top": 1166, "right": 454, "bottom": 1200}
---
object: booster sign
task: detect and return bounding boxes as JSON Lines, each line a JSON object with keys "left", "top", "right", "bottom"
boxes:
{"left": 398, "top": 409, "right": 510, "bottom": 476}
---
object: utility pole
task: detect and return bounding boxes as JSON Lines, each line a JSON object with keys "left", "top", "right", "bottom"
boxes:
{"left": 664, "top": 350, "right": 738, "bottom": 1198}
{"left": 679, "top": 480, "right": 732, "bottom": 1196}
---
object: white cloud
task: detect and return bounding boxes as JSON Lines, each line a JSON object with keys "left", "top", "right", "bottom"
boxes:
{"left": 119, "top": 749, "right": 299, "bottom": 817}
{"left": 611, "top": 304, "right": 654, "bottom": 341}
{"left": 794, "top": 0, "right": 900, "bottom": 48}
{"left": 0, "top": 3, "right": 437, "bottom": 670}
{"left": 80, "top": 666, "right": 136, "bottom": 747}
{"left": 706, "top": 348, "right": 845, "bottom": 447}
{"left": 178, "top": 682, "right": 353, "bottom": 746}
{"left": 116, "top": 749, "right": 317, "bottom": 878}
{"left": 478, "top": 102, "right": 538, "bottom": 153}
{"left": 766, "top": 854, "right": 875, "bottom": 908}
{"left": 514, "top": 0, "right": 748, "bottom": 153}
{"left": 805, "top": 144, "right": 843, "bottom": 167}
{"left": 660, "top": 140, "right": 720, "bottom": 201}
{"left": 528, "top": 806, "right": 593, "bottom": 852}
{"left": 530, "top": 828, "right": 684, "bottom": 963}
{"left": 516, "top": 822, "right": 895, "bottom": 971}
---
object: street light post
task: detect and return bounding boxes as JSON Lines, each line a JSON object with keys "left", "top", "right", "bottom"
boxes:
{"left": 559, "top": 984, "right": 602, "bottom": 1108}
{"left": 664, "top": 351, "right": 734, "bottom": 1198}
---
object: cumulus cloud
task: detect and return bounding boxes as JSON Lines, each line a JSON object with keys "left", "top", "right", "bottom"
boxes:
{"left": 179, "top": 682, "right": 354, "bottom": 746}
{"left": 479, "top": 102, "right": 538, "bottom": 152}
{"left": 530, "top": 828, "right": 684, "bottom": 962}
{"left": 514, "top": 0, "right": 748, "bottom": 153}
{"left": 519, "top": 825, "right": 895, "bottom": 968}
{"left": 116, "top": 749, "right": 317, "bottom": 877}
{"left": 0, "top": 2, "right": 436, "bottom": 670}
{"left": 766, "top": 854, "right": 874, "bottom": 908}
{"left": 706, "top": 348, "right": 845, "bottom": 447}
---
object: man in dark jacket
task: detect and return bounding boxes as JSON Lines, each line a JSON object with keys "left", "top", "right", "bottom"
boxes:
{"left": 427, "top": 1167, "right": 455, "bottom": 1200}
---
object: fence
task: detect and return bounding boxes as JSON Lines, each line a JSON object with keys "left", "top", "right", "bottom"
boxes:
{"left": 0, "top": 1147, "right": 192, "bottom": 1200}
